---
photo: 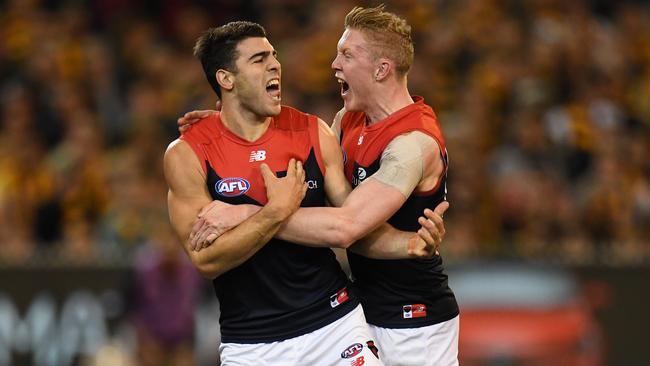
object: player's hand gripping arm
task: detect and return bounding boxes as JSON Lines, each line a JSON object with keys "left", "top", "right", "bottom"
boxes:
{"left": 164, "top": 139, "right": 306, "bottom": 279}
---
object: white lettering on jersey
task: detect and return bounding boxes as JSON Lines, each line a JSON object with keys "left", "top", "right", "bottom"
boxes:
{"left": 249, "top": 150, "right": 267, "bottom": 162}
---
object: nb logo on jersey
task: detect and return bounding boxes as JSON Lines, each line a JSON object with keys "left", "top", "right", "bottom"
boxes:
{"left": 215, "top": 178, "right": 250, "bottom": 197}
{"left": 357, "top": 134, "right": 364, "bottom": 145}
{"left": 249, "top": 150, "right": 267, "bottom": 162}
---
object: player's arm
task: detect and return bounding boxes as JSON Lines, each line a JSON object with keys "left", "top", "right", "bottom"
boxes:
{"left": 276, "top": 121, "right": 443, "bottom": 257}
{"left": 188, "top": 120, "right": 447, "bottom": 258}
{"left": 177, "top": 104, "right": 219, "bottom": 133}
{"left": 164, "top": 139, "right": 305, "bottom": 279}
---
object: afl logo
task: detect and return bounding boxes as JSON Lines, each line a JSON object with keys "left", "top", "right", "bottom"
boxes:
{"left": 216, "top": 178, "right": 250, "bottom": 197}
{"left": 341, "top": 343, "right": 363, "bottom": 359}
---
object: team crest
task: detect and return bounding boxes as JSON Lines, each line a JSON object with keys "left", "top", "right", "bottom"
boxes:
{"left": 341, "top": 343, "right": 363, "bottom": 359}
{"left": 215, "top": 177, "right": 250, "bottom": 197}
{"left": 330, "top": 287, "right": 349, "bottom": 308}
{"left": 402, "top": 304, "right": 427, "bottom": 319}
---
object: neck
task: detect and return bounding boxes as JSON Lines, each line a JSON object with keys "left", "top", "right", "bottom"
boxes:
{"left": 364, "top": 78, "right": 413, "bottom": 124}
{"left": 220, "top": 98, "right": 272, "bottom": 142}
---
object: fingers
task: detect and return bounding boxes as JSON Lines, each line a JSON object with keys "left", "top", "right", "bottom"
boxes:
{"left": 195, "top": 225, "right": 213, "bottom": 250}
{"left": 433, "top": 201, "right": 450, "bottom": 217}
{"left": 260, "top": 163, "right": 276, "bottom": 187}
{"left": 287, "top": 158, "right": 297, "bottom": 176}
{"left": 185, "top": 110, "right": 215, "bottom": 119}
{"left": 193, "top": 221, "right": 225, "bottom": 252}
{"left": 295, "top": 160, "right": 305, "bottom": 183}
{"left": 177, "top": 110, "right": 217, "bottom": 129}
{"left": 423, "top": 208, "right": 445, "bottom": 237}
{"left": 205, "top": 233, "right": 218, "bottom": 245}
{"left": 190, "top": 218, "right": 207, "bottom": 250}
{"left": 417, "top": 222, "right": 437, "bottom": 251}
{"left": 418, "top": 215, "right": 442, "bottom": 243}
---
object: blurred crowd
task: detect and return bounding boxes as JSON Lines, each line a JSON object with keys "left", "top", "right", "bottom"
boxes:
{"left": 0, "top": 0, "right": 649, "bottom": 267}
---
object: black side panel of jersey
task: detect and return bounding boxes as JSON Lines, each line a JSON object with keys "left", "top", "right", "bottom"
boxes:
{"left": 206, "top": 162, "right": 262, "bottom": 205}
{"left": 348, "top": 157, "right": 458, "bottom": 328}
{"left": 206, "top": 149, "right": 357, "bottom": 343}
{"left": 351, "top": 159, "right": 380, "bottom": 188}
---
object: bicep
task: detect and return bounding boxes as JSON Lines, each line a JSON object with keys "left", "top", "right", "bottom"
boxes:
{"left": 164, "top": 140, "right": 213, "bottom": 247}
{"left": 370, "top": 132, "right": 428, "bottom": 197}
{"left": 335, "top": 133, "right": 432, "bottom": 234}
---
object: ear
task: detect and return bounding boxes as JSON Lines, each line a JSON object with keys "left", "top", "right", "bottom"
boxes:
{"left": 216, "top": 69, "right": 234, "bottom": 93}
{"left": 374, "top": 59, "right": 392, "bottom": 81}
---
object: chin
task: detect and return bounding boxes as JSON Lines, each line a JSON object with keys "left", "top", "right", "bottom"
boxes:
{"left": 268, "top": 105, "right": 282, "bottom": 116}
{"left": 343, "top": 98, "right": 363, "bottom": 112}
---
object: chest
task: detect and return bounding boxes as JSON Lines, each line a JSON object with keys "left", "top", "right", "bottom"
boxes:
{"left": 202, "top": 132, "right": 324, "bottom": 206}
{"left": 341, "top": 124, "right": 390, "bottom": 187}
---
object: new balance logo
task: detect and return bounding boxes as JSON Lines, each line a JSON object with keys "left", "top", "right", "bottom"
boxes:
{"left": 249, "top": 150, "right": 267, "bottom": 162}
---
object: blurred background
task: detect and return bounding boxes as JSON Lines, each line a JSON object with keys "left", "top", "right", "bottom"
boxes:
{"left": 0, "top": 0, "right": 649, "bottom": 365}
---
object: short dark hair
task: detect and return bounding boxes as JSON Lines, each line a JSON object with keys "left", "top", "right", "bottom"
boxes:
{"left": 193, "top": 21, "right": 267, "bottom": 98}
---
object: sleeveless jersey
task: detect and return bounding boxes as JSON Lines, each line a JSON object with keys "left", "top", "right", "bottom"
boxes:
{"left": 181, "top": 106, "right": 357, "bottom": 343}
{"left": 340, "top": 96, "right": 459, "bottom": 328}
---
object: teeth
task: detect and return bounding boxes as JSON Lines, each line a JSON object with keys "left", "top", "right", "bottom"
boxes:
{"left": 266, "top": 79, "right": 279, "bottom": 87}
{"left": 337, "top": 78, "right": 345, "bottom": 84}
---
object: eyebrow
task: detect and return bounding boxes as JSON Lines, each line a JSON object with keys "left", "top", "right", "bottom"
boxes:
{"left": 248, "top": 50, "right": 277, "bottom": 61}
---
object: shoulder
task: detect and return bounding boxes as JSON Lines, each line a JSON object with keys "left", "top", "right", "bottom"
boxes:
{"left": 384, "top": 131, "right": 440, "bottom": 161}
{"left": 164, "top": 139, "right": 196, "bottom": 170}
{"left": 317, "top": 118, "right": 336, "bottom": 139}
{"left": 389, "top": 131, "right": 439, "bottom": 150}
{"left": 164, "top": 138, "right": 207, "bottom": 196}
{"left": 181, "top": 114, "right": 219, "bottom": 144}
{"left": 164, "top": 139, "right": 204, "bottom": 181}
{"left": 165, "top": 138, "right": 192, "bottom": 158}
{"left": 330, "top": 107, "right": 346, "bottom": 140}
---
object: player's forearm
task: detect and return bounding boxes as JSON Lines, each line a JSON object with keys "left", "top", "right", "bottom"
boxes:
{"left": 349, "top": 224, "right": 413, "bottom": 259}
{"left": 188, "top": 205, "right": 288, "bottom": 279}
{"left": 276, "top": 206, "right": 372, "bottom": 248}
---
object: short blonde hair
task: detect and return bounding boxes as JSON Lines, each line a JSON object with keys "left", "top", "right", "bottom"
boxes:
{"left": 344, "top": 5, "right": 414, "bottom": 76}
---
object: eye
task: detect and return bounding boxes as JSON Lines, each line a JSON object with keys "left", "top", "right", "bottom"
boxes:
{"left": 253, "top": 58, "right": 263, "bottom": 63}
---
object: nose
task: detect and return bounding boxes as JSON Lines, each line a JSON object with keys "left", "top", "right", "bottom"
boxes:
{"left": 269, "top": 55, "right": 281, "bottom": 72}
{"left": 331, "top": 54, "right": 341, "bottom": 71}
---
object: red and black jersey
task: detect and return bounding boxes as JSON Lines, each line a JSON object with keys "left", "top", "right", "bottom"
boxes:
{"left": 340, "top": 96, "right": 459, "bottom": 328}
{"left": 181, "top": 106, "right": 357, "bottom": 343}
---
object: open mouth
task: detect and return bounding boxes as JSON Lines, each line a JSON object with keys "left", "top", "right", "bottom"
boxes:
{"left": 337, "top": 78, "right": 350, "bottom": 95}
{"left": 266, "top": 79, "right": 281, "bottom": 100}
